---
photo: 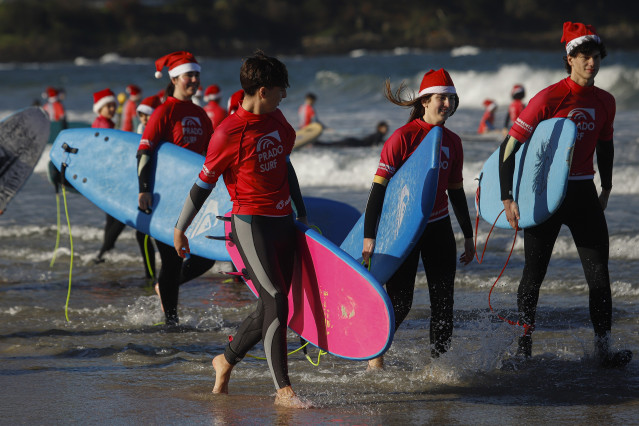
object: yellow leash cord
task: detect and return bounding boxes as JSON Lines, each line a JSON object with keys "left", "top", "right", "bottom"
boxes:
{"left": 143, "top": 234, "right": 155, "bottom": 281}
{"left": 62, "top": 185, "right": 74, "bottom": 322}
{"left": 49, "top": 192, "right": 61, "bottom": 267}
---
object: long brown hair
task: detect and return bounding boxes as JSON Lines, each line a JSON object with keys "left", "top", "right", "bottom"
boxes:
{"left": 384, "top": 78, "right": 459, "bottom": 124}
{"left": 384, "top": 78, "right": 431, "bottom": 124}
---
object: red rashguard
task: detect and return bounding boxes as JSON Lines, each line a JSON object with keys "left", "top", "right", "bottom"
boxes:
{"left": 199, "top": 105, "right": 296, "bottom": 216}
{"left": 375, "top": 119, "right": 464, "bottom": 222}
{"left": 138, "top": 96, "right": 213, "bottom": 155}
{"left": 509, "top": 77, "right": 615, "bottom": 178}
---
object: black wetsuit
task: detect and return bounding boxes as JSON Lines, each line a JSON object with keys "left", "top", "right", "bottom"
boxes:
{"left": 517, "top": 180, "right": 611, "bottom": 338}
{"left": 155, "top": 240, "right": 216, "bottom": 325}
{"left": 314, "top": 130, "right": 386, "bottom": 147}
{"left": 386, "top": 216, "right": 458, "bottom": 356}
{"left": 97, "top": 213, "right": 156, "bottom": 280}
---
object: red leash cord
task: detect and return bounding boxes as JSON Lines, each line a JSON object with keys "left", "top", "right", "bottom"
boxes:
{"left": 474, "top": 186, "right": 533, "bottom": 335}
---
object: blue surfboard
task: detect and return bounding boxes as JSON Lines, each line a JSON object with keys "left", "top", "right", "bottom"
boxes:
{"left": 339, "top": 127, "right": 442, "bottom": 284}
{"left": 476, "top": 118, "right": 577, "bottom": 229}
{"left": 49, "top": 128, "right": 359, "bottom": 261}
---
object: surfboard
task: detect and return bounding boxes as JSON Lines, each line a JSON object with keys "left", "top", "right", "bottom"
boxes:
{"left": 294, "top": 122, "right": 323, "bottom": 149}
{"left": 299, "top": 196, "right": 360, "bottom": 245}
{"left": 339, "top": 127, "right": 442, "bottom": 284}
{"left": 476, "top": 118, "right": 577, "bottom": 229}
{"left": 224, "top": 216, "right": 394, "bottom": 360}
{"left": 0, "top": 107, "right": 50, "bottom": 214}
{"left": 49, "top": 128, "right": 232, "bottom": 260}
{"left": 49, "top": 128, "right": 360, "bottom": 261}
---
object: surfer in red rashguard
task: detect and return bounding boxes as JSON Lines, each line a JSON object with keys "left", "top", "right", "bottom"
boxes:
{"left": 173, "top": 50, "right": 312, "bottom": 409}
{"left": 362, "top": 69, "right": 475, "bottom": 370}
{"left": 121, "top": 84, "right": 142, "bottom": 132}
{"left": 298, "top": 92, "right": 318, "bottom": 128}
{"left": 502, "top": 84, "right": 526, "bottom": 134}
{"left": 499, "top": 22, "right": 631, "bottom": 367}
{"left": 42, "top": 87, "right": 66, "bottom": 123}
{"left": 478, "top": 99, "right": 497, "bottom": 134}
{"left": 92, "top": 88, "right": 156, "bottom": 280}
{"left": 136, "top": 51, "right": 216, "bottom": 326}
{"left": 203, "top": 84, "right": 228, "bottom": 129}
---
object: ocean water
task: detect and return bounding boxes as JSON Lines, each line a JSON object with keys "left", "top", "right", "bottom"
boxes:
{"left": 1, "top": 48, "right": 639, "bottom": 424}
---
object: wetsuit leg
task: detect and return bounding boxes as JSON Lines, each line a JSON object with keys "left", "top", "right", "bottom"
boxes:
{"left": 179, "top": 255, "right": 216, "bottom": 285}
{"left": 420, "top": 217, "right": 457, "bottom": 357}
{"left": 155, "top": 240, "right": 182, "bottom": 325}
{"left": 135, "top": 231, "right": 156, "bottom": 279}
{"left": 225, "top": 215, "right": 296, "bottom": 390}
{"left": 385, "top": 244, "right": 420, "bottom": 332}
{"left": 516, "top": 203, "right": 564, "bottom": 333}
{"left": 564, "top": 181, "right": 612, "bottom": 338}
{"left": 97, "top": 214, "right": 126, "bottom": 258}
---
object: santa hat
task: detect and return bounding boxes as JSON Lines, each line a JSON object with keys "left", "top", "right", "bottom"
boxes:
{"left": 92, "top": 88, "right": 116, "bottom": 115}
{"left": 227, "top": 89, "right": 244, "bottom": 114}
{"left": 136, "top": 95, "right": 162, "bottom": 116}
{"left": 204, "top": 84, "right": 222, "bottom": 102}
{"left": 154, "top": 51, "right": 201, "bottom": 79}
{"left": 511, "top": 84, "right": 525, "bottom": 97}
{"left": 126, "top": 84, "right": 142, "bottom": 99}
{"left": 418, "top": 69, "right": 456, "bottom": 97}
{"left": 42, "top": 86, "right": 59, "bottom": 101}
{"left": 561, "top": 22, "right": 601, "bottom": 55}
{"left": 483, "top": 99, "right": 497, "bottom": 111}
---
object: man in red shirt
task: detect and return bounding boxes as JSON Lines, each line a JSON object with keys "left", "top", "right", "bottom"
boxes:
{"left": 499, "top": 22, "right": 630, "bottom": 367}
{"left": 173, "top": 51, "right": 311, "bottom": 408}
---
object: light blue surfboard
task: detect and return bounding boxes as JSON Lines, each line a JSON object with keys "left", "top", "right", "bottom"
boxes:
{"left": 476, "top": 118, "right": 577, "bottom": 229}
{"left": 49, "top": 128, "right": 359, "bottom": 261}
{"left": 339, "top": 127, "right": 442, "bottom": 284}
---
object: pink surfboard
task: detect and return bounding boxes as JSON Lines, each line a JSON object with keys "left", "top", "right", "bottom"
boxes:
{"left": 223, "top": 216, "right": 394, "bottom": 360}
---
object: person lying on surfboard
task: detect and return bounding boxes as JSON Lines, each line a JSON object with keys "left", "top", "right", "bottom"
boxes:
{"left": 173, "top": 50, "right": 313, "bottom": 409}
{"left": 499, "top": 22, "right": 631, "bottom": 368}
{"left": 362, "top": 68, "right": 475, "bottom": 370}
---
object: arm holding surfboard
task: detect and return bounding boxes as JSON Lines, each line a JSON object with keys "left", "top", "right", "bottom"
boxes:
{"left": 499, "top": 134, "right": 523, "bottom": 229}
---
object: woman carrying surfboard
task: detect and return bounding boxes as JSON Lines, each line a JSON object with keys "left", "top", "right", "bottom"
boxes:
{"left": 362, "top": 69, "right": 475, "bottom": 369}
{"left": 173, "top": 51, "right": 312, "bottom": 409}
{"left": 499, "top": 22, "right": 631, "bottom": 367}
{"left": 136, "top": 51, "right": 216, "bottom": 326}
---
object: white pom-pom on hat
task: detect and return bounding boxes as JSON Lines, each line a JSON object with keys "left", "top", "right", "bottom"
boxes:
{"left": 155, "top": 71, "right": 162, "bottom": 79}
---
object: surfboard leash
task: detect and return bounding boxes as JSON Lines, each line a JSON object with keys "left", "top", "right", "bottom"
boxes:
{"left": 49, "top": 189, "right": 61, "bottom": 268}
{"left": 143, "top": 235, "right": 155, "bottom": 282}
{"left": 228, "top": 335, "right": 327, "bottom": 366}
{"left": 60, "top": 163, "right": 75, "bottom": 322}
{"left": 474, "top": 186, "right": 532, "bottom": 334}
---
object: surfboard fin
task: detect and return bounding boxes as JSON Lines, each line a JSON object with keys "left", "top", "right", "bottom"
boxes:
{"left": 216, "top": 215, "right": 231, "bottom": 222}
{"left": 206, "top": 235, "right": 229, "bottom": 241}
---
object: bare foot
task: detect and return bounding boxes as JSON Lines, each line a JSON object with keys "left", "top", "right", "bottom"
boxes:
{"left": 366, "top": 356, "right": 384, "bottom": 371}
{"left": 154, "top": 282, "right": 164, "bottom": 313}
{"left": 212, "top": 354, "right": 233, "bottom": 394}
{"left": 274, "top": 386, "right": 313, "bottom": 409}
